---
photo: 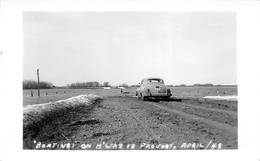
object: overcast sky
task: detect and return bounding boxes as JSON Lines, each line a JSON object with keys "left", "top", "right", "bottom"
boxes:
{"left": 23, "top": 12, "right": 237, "bottom": 86}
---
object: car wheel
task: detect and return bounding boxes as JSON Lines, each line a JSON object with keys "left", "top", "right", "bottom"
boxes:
{"left": 164, "top": 97, "right": 170, "bottom": 102}
{"left": 137, "top": 92, "right": 140, "bottom": 99}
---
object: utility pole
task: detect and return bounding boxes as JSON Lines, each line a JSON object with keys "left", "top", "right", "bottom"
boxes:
{"left": 37, "top": 69, "right": 40, "bottom": 97}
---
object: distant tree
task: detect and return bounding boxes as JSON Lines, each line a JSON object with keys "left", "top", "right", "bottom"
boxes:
{"left": 92, "top": 81, "right": 100, "bottom": 87}
{"left": 193, "top": 83, "right": 214, "bottom": 87}
{"left": 204, "top": 83, "right": 214, "bottom": 87}
{"left": 121, "top": 83, "right": 128, "bottom": 87}
{"left": 23, "top": 80, "right": 53, "bottom": 89}
{"left": 103, "top": 82, "right": 109, "bottom": 87}
{"left": 68, "top": 81, "right": 101, "bottom": 88}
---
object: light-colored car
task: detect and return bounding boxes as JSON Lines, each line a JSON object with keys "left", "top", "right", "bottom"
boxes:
{"left": 136, "top": 77, "right": 172, "bottom": 101}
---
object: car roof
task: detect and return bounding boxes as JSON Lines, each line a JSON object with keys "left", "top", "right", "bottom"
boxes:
{"left": 142, "top": 77, "right": 163, "bottom": 80}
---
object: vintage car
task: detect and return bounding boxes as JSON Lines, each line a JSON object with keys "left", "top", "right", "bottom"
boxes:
{"left": 136, "top": 77, "right": 172, "bottom": 101}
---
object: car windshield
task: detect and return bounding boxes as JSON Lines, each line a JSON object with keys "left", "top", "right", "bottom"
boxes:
{"left": 147, "top": 79, "right": 163, "bottom": 83}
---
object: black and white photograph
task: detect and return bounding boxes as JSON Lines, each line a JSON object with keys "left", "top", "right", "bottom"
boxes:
{"left": 0, "top": 1, "right": 260, "bottom": 161}
{"left": 22, "top": 11, "right": 238, "bottom": 150}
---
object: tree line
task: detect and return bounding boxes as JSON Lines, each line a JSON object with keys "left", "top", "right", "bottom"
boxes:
{"left": 23, "top": 80, "right": 54, "bottom": 89}
{"left": 174, "top": 83, "right": 215, "bottom": 87}
{"left": 67, "top": 81, "right": 109, "bottom": 88}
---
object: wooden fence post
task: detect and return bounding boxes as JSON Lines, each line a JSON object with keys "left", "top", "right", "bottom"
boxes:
{"left": 37, "top": 69, "right": 40, "bottom": 97}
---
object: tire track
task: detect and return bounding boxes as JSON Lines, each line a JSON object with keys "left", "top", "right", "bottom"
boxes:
{"left": 118, "top": 99, "right": 161, "bottom": 143}
{"left": 145, "top": 102, "right": 237, "bottom": 135}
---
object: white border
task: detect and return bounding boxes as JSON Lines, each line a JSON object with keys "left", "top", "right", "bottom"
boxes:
{"left": 0, "top": 1, "right": 260, "bottom": 161}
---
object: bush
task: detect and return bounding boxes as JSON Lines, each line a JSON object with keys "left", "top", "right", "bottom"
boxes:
{"left": 23, "top": 80, "right": 54, "bottom": 89}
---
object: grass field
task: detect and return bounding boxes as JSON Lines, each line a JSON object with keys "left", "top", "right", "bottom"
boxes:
{"left": 169, "top": 86, "right": 237, "bottom": 98}
{"left": 23, "top": 88, "right": 133, "bottom": 106}
{"left": 23, "top": 87, "right": 237, "bottom": 106}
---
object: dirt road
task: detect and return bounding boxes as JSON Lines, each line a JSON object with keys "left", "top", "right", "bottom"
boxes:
{"left": 24, "top": 95, "right": 237, "bottom": 150}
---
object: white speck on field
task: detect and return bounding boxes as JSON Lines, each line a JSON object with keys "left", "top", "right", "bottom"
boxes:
{"left": 204, "top": 95, "right": 237, "bottom": 101}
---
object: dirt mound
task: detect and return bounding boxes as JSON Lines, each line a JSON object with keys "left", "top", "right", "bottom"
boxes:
{"left": 23, "top": 94, "right": 102, "bottom": 128}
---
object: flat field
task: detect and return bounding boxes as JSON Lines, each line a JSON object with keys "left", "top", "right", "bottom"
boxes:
{"left": 23, "top": 88, "right": 130, "bottom": 106}
{"left": 23, "top": 87, "right": 237, "bottom": 106}
{"left": 169, "top": 86, "right": 237, "bottom": 98}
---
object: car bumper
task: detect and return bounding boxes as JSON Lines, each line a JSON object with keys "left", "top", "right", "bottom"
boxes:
{"left": 144, "top": 93, "right": 172, "bottom": 97}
